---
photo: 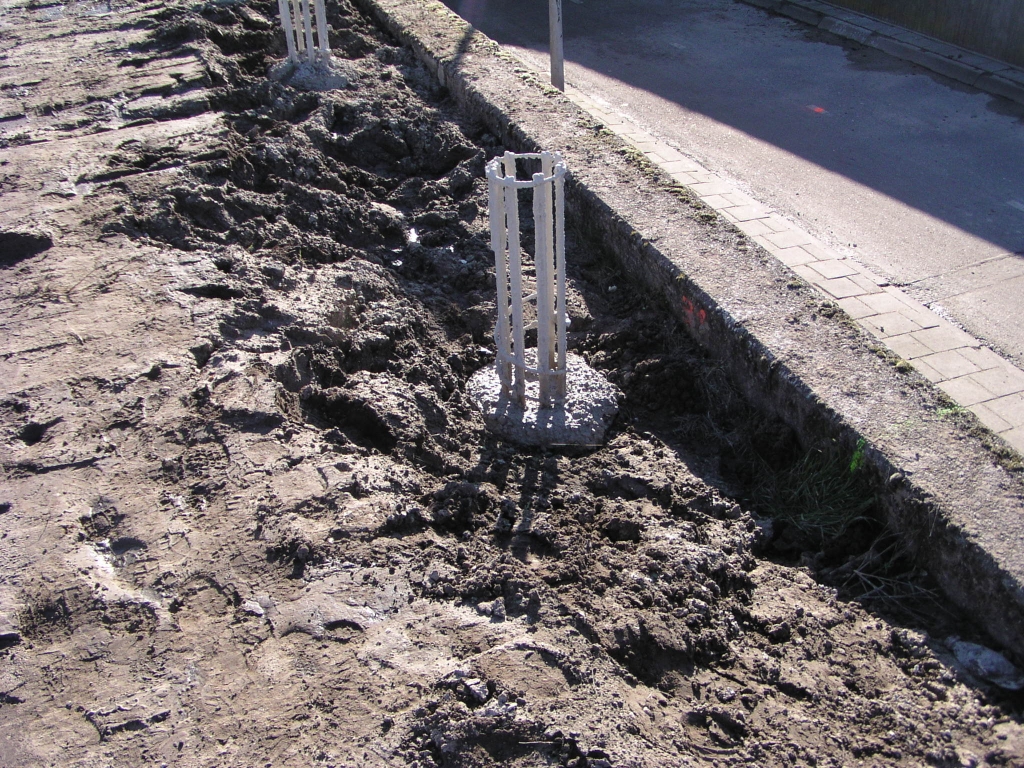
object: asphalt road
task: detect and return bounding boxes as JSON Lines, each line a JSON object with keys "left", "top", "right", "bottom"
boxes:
{"left": 444, "top": 0, "right": 1024, "bottom": 365}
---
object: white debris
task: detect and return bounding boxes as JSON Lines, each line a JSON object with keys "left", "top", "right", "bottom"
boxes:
{"left": 948, "top": 637, "right": 1024, "bottom": 690}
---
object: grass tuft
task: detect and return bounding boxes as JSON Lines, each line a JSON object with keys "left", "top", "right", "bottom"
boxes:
{"left": 750, "top": 446, "right": 875, "bottom": 548}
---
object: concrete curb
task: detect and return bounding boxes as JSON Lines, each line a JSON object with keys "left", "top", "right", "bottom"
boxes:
{"left": 565, "top": 92, "right": 1024, "bottom": 457}
{"left": 742, "top": 0, "right": 1024, "bottom": 106}
{"left": 356, "top": 0, "right": 1024, "bottom": 658}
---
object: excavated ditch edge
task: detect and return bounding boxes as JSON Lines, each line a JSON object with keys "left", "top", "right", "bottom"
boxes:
{"left": 353, "top": 0, "right": 1024, "bottom": 657}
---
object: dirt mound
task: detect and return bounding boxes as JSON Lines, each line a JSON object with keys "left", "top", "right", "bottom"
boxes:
{"left": 0, "top": 0, "right": 1021, "bottom": 766}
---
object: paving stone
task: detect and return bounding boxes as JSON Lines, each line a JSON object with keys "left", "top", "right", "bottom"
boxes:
{"left": 690, "top": 180, "right": 734, "bottom": 196}
{"left": 789, "top": 263, "right": 818, "bottom": 281}
{"left": 765, "top": 229, "right": 813, "bottom": 249}
{"left": 669, "top": 170, "right": 700, "bottom": 185}
{"left": 798, "top": 241, "right": 835, "bottom": 261}
{"left": 859, "top": 312, "right": 923, "bottom": 338}
{"left": 848, "top": 273, "right": 885, "bottom": 294}
{"left": 959, "top": 346, "right": 1007, "bottom": 372}
{"left": 717, "top": 208, "right": 739, "bottom": 223}
{"left": 650, "top": 145, "right": 688, "bottom": 163}
{"left": 848, "top": 261, "right": 889, "bottom": 286}
{"left": 985, "top": 393, "right": 1024, "bottom": 428}
{"left": 918, "top": 349, "right": 981, "bottom": 380}
{"left": 775, "top": 246, "right": 818, "bottom": 266}
{"left": 882, "top": 284, "right": 930, "bottom": 306}
{"left": 971, "top": 365, "right": 1024, "bottom": 398}
{"left": 808, "top": 259, "right": 858, "bottom": 279}
{"left": 662, "top": 159, "right": 703, "bottom": 174}
{"left": 634, "top": 141, "right": 660, "bottom": 153}
{"left": 721, "top": 191, "right": 757, "bottom": 207}
{"left": 619, "top": 127, "right": 654, "bottom": 142}
{"left": 687, "top": 170, "right": 718, "bottom": 183}
{"left": 861, "top": 291, "right": 915, "bottom": 315}
{"left": 836, "top": 296, "right": 876, "bottom": 320}
{"left": 968, "top": 402, "right": 1014, "bottom": 433}
{"left": 902, "top": 308, "right": 942, "bottom": 330}
{"left": 938, "top": 375, "right": 996, "bottom": 407}
{"left": 764, "top": 215, "right": 792, "bottom": 233}
{"left": 815, "top": 276, "right": 868, "bottom": 299}
{"left": 886, "top": 333, "right": 933, "bottom": 361}
{"left": 728, "top": 204, "right": 770, "bottom": 222}
{"left": 701, "top": 194, "right": 733, "bottom": 210}
{"left": 738, "top": 218, "right": 775, "bottom": 237}
{"left": 1002, "top": 427, "right": 1024, "bottom": 455}
{"left": 912, "top": 357, "right": 946, "bottom": 384}
{"left": 910, "top": 324, "right": 979, "bottom": 353}
{"left": 753, "top": 234, "right": 782, "bottom": 256}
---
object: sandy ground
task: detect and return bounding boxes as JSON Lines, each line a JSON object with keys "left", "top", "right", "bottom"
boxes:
{"left": 0, "top": 0, "right": 1022, "bottom": 766}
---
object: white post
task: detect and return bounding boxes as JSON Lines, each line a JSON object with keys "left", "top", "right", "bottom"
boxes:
{"left": 301, "top": 0, "right": 316, "bottom": 63}
{"left": 487, "top": 152, "right": 568, "bottom": 410}
{"left": 291, "top": 0, "right": 306, "bottom": 57}
{"left": 549, "top": 0, "right": 564, "bottom": 91}
{"left": 489, "top": 170, "right": 513, "bottom": 395}
{"left": 534, "top": 166, "right": 555, "bottom": 407}
{"left": 314, "top": 0, "right": 331, "bottom": 64}
{"left": 554, "top": 156, "right": 567, "bottom": 398}
{"left": 278, "top": 0, "right": 299, "bottom": 62}
{"left": 503, "top": 153, "right": 527, "bottom": 406}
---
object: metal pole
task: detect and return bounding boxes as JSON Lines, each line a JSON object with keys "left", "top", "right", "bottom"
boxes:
{"left": 549, "top": 0, "right": 564, "bottom": 91}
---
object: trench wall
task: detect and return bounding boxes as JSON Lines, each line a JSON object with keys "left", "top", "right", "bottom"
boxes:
{"left": 356, "top": 0, "right": 1024, "bottom": 658}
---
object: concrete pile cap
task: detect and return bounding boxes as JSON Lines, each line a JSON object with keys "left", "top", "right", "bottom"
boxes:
{"left": 468, "top": 352, "right": 621, "bottom": 447}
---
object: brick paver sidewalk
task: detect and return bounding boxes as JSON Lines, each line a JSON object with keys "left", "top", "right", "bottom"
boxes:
{"left": 569, "top": 89, "right": 1024, "bottom": 454}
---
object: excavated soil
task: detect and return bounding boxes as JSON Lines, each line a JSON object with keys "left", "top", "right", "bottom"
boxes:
{"left": 1, "top": 0, "right": 1023, "bottom": 766}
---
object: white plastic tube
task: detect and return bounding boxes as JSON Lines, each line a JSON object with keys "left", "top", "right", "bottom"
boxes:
{"left": 553, "top": 155, "right": 567, "bottom": 398}
{"left": 314, "top": 0, "right": 331, "bottom": 63}
{"left": 489, "top": 172, "right": 513, "bottom": 394}
{"left": 301, "top": 0, "right": 315, "bottom": 62}
{"left": 533, "top": 168, "right": 554, "bottom": 406}
{"left": 486, "top": 152, "right": 569, "bottom": 408}
{"left": 278, "top": 0, "right": 298, "bottom": 62}
{"left": 503, "top": 153, "right": 527, "bottom": 405}
{"left": 291, "top": 0, "right": 305, "bottom": 56}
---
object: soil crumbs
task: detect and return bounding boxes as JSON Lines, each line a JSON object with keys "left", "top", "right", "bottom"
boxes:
{"left": 1, "top": 0, "right": 1023, "bottom": 766}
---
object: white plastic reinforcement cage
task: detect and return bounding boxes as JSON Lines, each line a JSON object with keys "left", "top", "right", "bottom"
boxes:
{"left": 277, "top": 0, "right": 331, "bottom": 65}
{"left": 486, "top": 151, "right": 569, "bottom": 409}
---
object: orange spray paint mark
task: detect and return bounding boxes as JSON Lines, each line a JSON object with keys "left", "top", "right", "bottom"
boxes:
{"left": 681, "top": 297, "right": 707, "bottom": 330}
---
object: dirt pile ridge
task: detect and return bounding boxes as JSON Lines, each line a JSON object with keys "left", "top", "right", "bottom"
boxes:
{"left": 0, "top": 0, "right": 1022, "bottom": 766}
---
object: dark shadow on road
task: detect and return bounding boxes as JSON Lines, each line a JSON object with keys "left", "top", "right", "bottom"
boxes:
{"left": 443, "top": 0, "right": 1024, "bottom": 258}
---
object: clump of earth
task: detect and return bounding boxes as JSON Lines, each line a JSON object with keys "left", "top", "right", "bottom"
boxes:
{"left": 0, "top": 0, "right": 1022, "bottom": 766}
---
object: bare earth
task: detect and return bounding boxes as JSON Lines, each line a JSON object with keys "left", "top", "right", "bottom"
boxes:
{"left": 1, "top": 1, "right": 1022, "bottom": 766}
